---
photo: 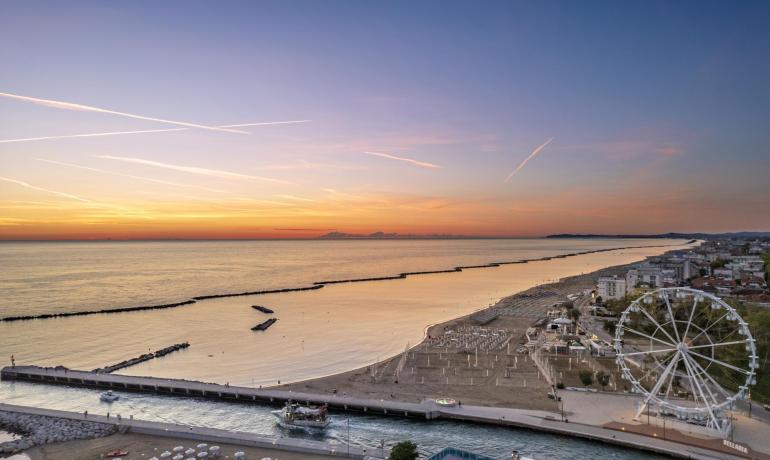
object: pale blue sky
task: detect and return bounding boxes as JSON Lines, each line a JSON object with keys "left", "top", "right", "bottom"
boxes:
{"left": 1, "top": 1, "right": 768, "bottom": 238}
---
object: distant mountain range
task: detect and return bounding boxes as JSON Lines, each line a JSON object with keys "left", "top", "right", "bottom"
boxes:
{"left": 317, "top": 231, "right": 770, "bottom": 241}
{"left": 547, "top": 232, "right": 770, "bottom": 240}
{"left": 319, "top": 231, "right": 478, "bottom": 240}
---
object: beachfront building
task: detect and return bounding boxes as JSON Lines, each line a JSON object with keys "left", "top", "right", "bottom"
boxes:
{"left": 626, "top": 265, "right": 663, "bottom": 290}
{"left": 597, "top": 275, "right": 627, "bottom": 300}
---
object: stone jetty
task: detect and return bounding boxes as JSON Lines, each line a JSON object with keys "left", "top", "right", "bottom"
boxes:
{"left": 0, "top": 408, "right": 115, "bottom": 456}
{"left": 251, "top": 305, "right": 274, "bottom": 314}
{"left": 251, "top": 318, "right": 277, "bottom": 331}
{"left": 93, "top": 342, "right": 190, "bottom": 374}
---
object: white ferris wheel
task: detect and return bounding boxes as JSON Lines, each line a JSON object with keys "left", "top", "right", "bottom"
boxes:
{"left": 614, "top": 287, "right": 758, "bottom": 433}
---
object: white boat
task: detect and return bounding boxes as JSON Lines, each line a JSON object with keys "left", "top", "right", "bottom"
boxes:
{"left": 100, "top": 390, "right": 120, "bottom": 402}
{"left": 272, "top": 401, "right": 330, "bottom": 429}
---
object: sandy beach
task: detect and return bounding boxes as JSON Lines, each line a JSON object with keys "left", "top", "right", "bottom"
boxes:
{"left": 275, "top": 260, "right": 635, "bottom": 411}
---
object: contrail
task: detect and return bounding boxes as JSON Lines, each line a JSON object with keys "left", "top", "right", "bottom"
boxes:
{"left": 504, "top": 137, "right": 554, "bottom": 182}
{"left": 95, "top": 155, "right": 292, "bottom": 185}
{"left": 0, "top": 120, "right": 311, "bottom": 144}
{"left": 0, "top": 91, "right": 249, "bottom": 134}
{"left": 34, "top": 158, "right": 225, "bottom": 193}
{"left": 0, "top": 176, "right": 90, "bottom": 202}
{"left": 363, "top": 151, "right": 441, "bottom": 169}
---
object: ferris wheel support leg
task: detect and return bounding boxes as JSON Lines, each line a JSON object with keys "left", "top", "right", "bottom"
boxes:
{"left": 634, "top": 351, "right": 680, "bottom": 420}
{"left": 681, "top": 352, "right": 724, "bottom": 433}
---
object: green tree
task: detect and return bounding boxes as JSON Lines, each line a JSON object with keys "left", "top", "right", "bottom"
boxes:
{"left": 579, "top": 370, "right": 593, "bottom": 387}
{"left": 568, "top": 308, "right": 581, "bottom": 323}
{"left": 389, "top": 441, "right": 418, "bottom": 460}
{"left": 710, "top": 258, "right": 727, "bottom": 269}
{"left": 597, "top": 371, "right": 610, "bottom": 388}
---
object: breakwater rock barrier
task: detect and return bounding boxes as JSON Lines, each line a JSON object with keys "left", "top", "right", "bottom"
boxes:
{"left": 93, "top": 342, "right": 190, "bottom": 374}
{"left": 0, "top": 244, "right": 680, "bottom": 323}
{"left": 0, "top": 408, "right": 115, "bottom": 456}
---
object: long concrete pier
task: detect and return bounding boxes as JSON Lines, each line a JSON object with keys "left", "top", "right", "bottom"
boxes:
{"left": 0, "top": 365, "right": 750, "bottom": 460}
{"left": 1, "top": 366, "right": 439, "bottom": 419}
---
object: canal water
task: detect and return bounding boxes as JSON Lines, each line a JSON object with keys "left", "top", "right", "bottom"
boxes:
{"left": 0, "top": 381, "right": 661, "bottom": 459}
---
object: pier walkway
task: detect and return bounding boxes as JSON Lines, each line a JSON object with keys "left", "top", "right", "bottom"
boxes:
{"left": 1, "top": 365, "right": 753, "bottom": 460}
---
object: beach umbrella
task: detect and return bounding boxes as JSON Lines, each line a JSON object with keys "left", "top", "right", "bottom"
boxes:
{"left": 149, "top": 458, "right": 159, "bottom": 460}
{"left": 197, "top": 453, "right": 208, "bottom": 458}
{"left": 185, "top": 448, "right": 196, "bottom": 456}
{"left": 209, "top": 446, "right": 220, "bottom": 457}
{"left": 173, "top": 446, "right": 185, "bottom": 452}
{"left": 161, "top": 452, "right": 172, "bottom": 458}
{"left": 234, "top": 452, "right": 245, "bottom": 459}
{"left": 173, "top": 456, "right": 183, "bottom": 460}
{"left": 197, "top": 443, "right": 208, "bottom": 450}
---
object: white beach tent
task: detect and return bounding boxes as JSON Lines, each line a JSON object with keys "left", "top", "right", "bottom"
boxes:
{"left": 173, "top": 446, "right": 185, "bottom": 453}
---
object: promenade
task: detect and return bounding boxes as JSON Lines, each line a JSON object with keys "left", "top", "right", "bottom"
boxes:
{"left": 1, "top": 365, "right": 756, "bottom": 459}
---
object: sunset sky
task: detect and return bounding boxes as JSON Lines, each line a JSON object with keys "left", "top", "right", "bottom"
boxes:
{"left": 1, "top": 1, "right": 769, "bottom": 239}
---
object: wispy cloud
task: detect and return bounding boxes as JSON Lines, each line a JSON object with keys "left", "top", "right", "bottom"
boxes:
{"left": 274, "top": 194, "right": 317, "bottom": 202}
{"left": 0, "top": 176, "right": 91, "bottom": 202}
{"left": 0, "top": 91, "right": 250, "bottom": 134}
{"left": 563, "top": 140, "right": 685, "bottom": 159}
{"left": 95, "top": 155, "right": 291, "bottom": 185}
{"left": 35, "top": 158, "right": 225, "bottom": 193}
{"left": 504, "top": 137, "right": 554, "bottom": 182}
{"left": 0, "top": 120, "right": 311, "bottom": 144}
{"left": 362, "top": 151, "right": 441, "bottom": 169}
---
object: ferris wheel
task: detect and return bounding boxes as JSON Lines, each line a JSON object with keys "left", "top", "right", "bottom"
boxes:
{"left": 614, "top": 287, "right": 758, "bottom": 433}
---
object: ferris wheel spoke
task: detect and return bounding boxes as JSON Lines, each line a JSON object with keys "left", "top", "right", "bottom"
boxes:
{"left": 688, "top": 350, "right": 751, "bottom": 376}
{"left": 682, "top": 353, "right": 721, "bottom": 413}
{"left": 689, "top": 312, "right": 729, "bottom": 343}
{"left": 661, "top": 291, "right": 681, "bottom": 342}
{"left": 662, "top": 353, "right": 682, "bottom": 401}
{"left": 638, "top": 304, "right": 678, "bottom": 344}
{"left": 685, "top": 353, "right": 733, "bottom": 400}
{"left": 682, "top": 353, "right": 721, "bottom": 407}
{"left": 622, "top": 347, "right": 678, "bottom": 357}
{"left": 635, "top": 351, "right": 677, "bottom": 385}
{"left": 624, "top": 327, "right": 676, "bottom": 348}
{"left": 640, "top": 350, "right": 680, "bottom": 408}
{"left": 686, "top": 340, "right": 749, "bottom": 352}
{"left": 639, "top": 307, "right": 677, "bottom": 346}
{"left": 682, "top": 296, "right": 699, "bottom": 339}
